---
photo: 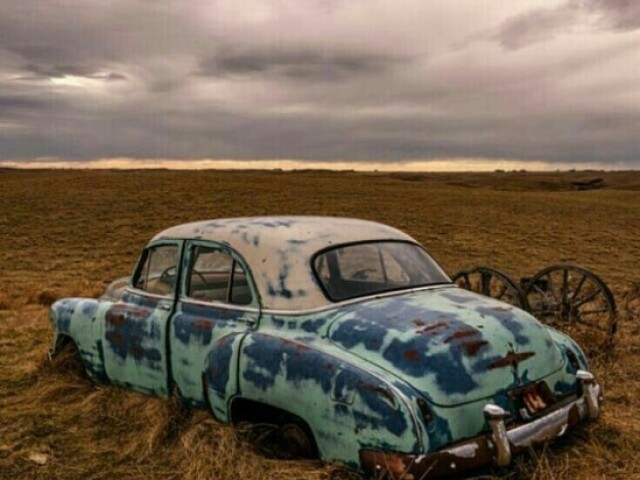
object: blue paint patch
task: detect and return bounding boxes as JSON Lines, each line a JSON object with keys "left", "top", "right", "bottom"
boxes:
{"left": 243, "top": 335, "right": 333, "bottom": 393}
{"left": 357, "top": 380, "right": 408, "bottom": 436}
{"left": 476, "top": 306, "right": 531, "bottom": 345}
{"left": 383, "top": 338, "right": 479, "bottom": 394}
{"left": 206, "top": 335, "right": 236, "bottom": 399}
{"left": 53, "top": 299, "right": 79, "bottom": 333}
{"left": 81, "top": 302, "right": 98, "bottom": 316}
{"left": 120, "top": 291, "right": 161, "bottom": 309}
{"left": 300, "top": 318, "right": 327, "bottom": 333}
{"left": 334, "top": 403, "right": 350, "bottom": 416}
{"left": 553, "top": 378, "right": 577, "bottom": 396}
{"left": 330, "top": 318, "right": 388, "bottom": 351}
{"left": 104, "top": 302, "right": 163, "bottom": 366}
{"left": 173, "top": 314, "right": 213, "bottom": 345}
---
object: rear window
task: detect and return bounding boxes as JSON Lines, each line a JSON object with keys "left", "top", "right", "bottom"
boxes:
{"left": 313, "top": 241, "right": 451, "bottom": 301}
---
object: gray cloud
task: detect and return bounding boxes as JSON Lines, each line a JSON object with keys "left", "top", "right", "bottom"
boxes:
{"left": 0, "top": 0, "right": 638, "bottom": 167}
{"left": 578, "top": 0, "right": 640, "bottom": 30}
{"left": 489, "top": 0, "right": 640, "bottom": 51}
{"left": 198, "top": 48, "right": 405, "bottom": 81}
{"left": 493, "top": 6, "right": 575, "bottom": 50}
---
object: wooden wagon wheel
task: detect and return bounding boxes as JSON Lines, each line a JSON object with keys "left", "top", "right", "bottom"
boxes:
{"left": 522, "top": 264, "right": 617, "bottom": 346}
{"left": 452, "top": 267, "right": 527, "bottom": 310}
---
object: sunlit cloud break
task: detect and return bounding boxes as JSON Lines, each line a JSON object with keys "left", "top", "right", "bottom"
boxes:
{"left": 0, "top": 158, "right": 630, "bottom": 172}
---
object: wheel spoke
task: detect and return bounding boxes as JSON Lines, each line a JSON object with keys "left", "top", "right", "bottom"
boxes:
{"left": 573, "top": 289, "right": 602, "bottom": 308}
{"left": 545, "top": 274, "right": 562, "bottom": 305}
{"left": 575, "top": 316, "right": 609, "bottom": 331}
{"left": 572, "top": 274, "right": 588, "bottom": 301}
{"left": 481, "top": 272, "right": 491, "bottom": 296}
{"left": 525, "top": 264, "right": 617, "bottom": 345}
{"left": 578, "top": 309, "right": 610, "bottom": 315}
{"left": 532, "top": 283, "right": 547, "bottom": 296}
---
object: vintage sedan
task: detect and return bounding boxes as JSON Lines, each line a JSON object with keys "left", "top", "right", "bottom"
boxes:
{"left": 49, "top": 216, "right": 601, "bottom": 478}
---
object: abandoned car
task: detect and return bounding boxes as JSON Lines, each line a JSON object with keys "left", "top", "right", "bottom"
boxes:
{"left": 49, "top": 216, "right": 601, "bottom": 478}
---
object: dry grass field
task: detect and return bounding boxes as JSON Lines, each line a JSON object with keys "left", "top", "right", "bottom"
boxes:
{"left": 1, "top": 168, "right": 639, "bottom": 480}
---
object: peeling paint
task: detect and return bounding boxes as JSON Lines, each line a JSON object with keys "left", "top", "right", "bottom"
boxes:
{"left": 48, "top": 216, "right": 598, "bottom": 477}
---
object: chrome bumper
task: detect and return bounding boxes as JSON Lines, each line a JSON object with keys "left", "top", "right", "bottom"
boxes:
{"left": 484, "top": 370, "right": 601, "bottom": 466}
{"left": 360, "top": 370, "right": 602, "bottom": 479}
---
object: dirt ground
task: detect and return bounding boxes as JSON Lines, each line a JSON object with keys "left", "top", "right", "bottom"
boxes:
{"left": 1, "top": 169, "right": 639, "bottom": 479}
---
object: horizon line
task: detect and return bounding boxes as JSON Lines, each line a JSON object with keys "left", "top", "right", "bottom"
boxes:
{"left": 0, "top": 157, "right": 637, "bottom": 173}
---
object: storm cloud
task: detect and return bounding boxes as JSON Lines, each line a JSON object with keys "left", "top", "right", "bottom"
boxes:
{"left": 0, "top": 0, "right": 638, "bottom": 167}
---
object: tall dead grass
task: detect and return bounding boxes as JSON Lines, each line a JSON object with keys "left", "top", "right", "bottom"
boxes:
{"left": 1, "top": 170, "right": 639, "bottom": 479}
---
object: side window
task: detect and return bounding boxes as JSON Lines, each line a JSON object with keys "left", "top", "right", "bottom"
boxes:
{"left": 187, "top": 246, "right": 252, "bottom": 306}
{"left": 133, "top": 244, "right": 179, "bottom": 295}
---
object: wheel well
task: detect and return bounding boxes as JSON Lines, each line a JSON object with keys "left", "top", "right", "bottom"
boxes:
{"left": 54, "top": 334, "right": 76, "bottom": 355}
{"left": 229, "top": 397, "right": 302, "bottom": 425}
{"left": 228, "top": 397, "right": 319, "bottom": 456}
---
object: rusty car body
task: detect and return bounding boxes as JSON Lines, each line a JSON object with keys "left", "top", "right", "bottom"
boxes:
{"left": 48, "top": 216, "right": 602, "bottom": 478}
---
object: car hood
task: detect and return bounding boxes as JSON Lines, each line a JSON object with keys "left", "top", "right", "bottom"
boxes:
{"left": 327, "top": 286, "right": 564, "bottom": 407}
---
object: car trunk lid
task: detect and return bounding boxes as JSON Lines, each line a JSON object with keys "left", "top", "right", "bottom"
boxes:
{"left": 327, "top": 286, "right": 564, "bottom": 407}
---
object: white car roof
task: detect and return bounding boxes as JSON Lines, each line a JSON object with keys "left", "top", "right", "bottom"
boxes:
{"left": 152, "top": 216, "right": 417, "bottom": 310}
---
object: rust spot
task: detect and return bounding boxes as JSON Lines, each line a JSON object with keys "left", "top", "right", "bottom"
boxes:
{"left": 492, "top": 306, "right": 512, "bottom": 312}
{"left": 489, "top": 351, "right": 536, "bottom": 369}
{"left": 444, "top": 330, "right": 477, "bottom": 343}
{"left": 105, "top": 331, "right": 124, "bottom": 345}
{"left": 116, "top": 305, "right": 147, "bottom": 315}
{"left": 281, "top": 338, "right": 310, "bottom": 351}
{"left": 568, "top": 404, "right": 581, "bottom": 427}
{"left": 106, "top": 313, "right": 126, "bottom": 326}
{"left": 404, "top": 349, "right": 420, "bottom": 361}
{"left": 325, "top": 363, "right": 334, "bottom": 370}
{"left": 461, "top": 340, "right": 488, "bottom": 356}
{"left": 193, "top": 319, "right": 213, "bottom": 330}
{"left": 419, "top": 321, "right": 447, "bottom": 333}
{"left": 412, "top": 319, "right": 425, "bottom": 326}
{"left": 361, "top": 437, "right": 493, "bottom": 479}
{"left": 358, "top": 383, "right": 396, "bottom": 406}
{"left": 130, "top": 345, "right": 144, "bottom": 358}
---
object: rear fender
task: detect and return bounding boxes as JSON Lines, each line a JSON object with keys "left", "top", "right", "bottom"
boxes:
{"left": 237, "top": 333, "right": 423, "bottom": 468}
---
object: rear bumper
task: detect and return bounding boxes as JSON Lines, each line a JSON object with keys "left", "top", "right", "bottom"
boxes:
{"left": 360, "top": 370, "right": 601, "bottom": 479}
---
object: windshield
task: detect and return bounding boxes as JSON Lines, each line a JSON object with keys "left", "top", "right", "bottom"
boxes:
{"left": 313, "top": 241, "right": 451, "bottom": 301}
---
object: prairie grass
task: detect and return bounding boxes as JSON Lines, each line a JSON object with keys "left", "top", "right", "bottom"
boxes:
{"left": 0, "top": 169, "right": 638, "bottom": 479}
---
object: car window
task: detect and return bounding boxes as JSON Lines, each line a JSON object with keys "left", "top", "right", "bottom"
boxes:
{"left": 133, "top": 244, "right": 179, "bottom": 296}
{"left": 187, "top": 246, "right": 252, "bottom": 306}
{"left": 313, "top": 241, "right": 450, "bottom": 301}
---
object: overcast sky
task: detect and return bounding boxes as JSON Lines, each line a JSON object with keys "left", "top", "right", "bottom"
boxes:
{"left": 1, "top": 0, "right": 639, "bottom": 169}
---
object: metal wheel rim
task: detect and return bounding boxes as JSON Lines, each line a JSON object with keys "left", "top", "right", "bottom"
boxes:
{"left": 452, "top": 266, "right": 527, "bottom": 310}
{"left": 523, "top": 264, "right": 617, "bottom": 342}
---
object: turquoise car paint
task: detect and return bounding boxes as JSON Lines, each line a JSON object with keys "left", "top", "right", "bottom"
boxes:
{"left": 327, "top": 287, "right": 564, "bottom": 407}
{"left": 49, "top": 216, "right": 601, "bottom": 477}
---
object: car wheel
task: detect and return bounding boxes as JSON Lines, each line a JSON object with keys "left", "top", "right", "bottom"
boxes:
{"left": 278, "top": 422, "right": 315, "bottom": 459}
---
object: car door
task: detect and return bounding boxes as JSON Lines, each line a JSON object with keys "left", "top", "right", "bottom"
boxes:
{"left": 102, "top": 240, "right": 182, "bottom": 397}
{"left": 169, "top": 240, "right": 260, "bottom": 420}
